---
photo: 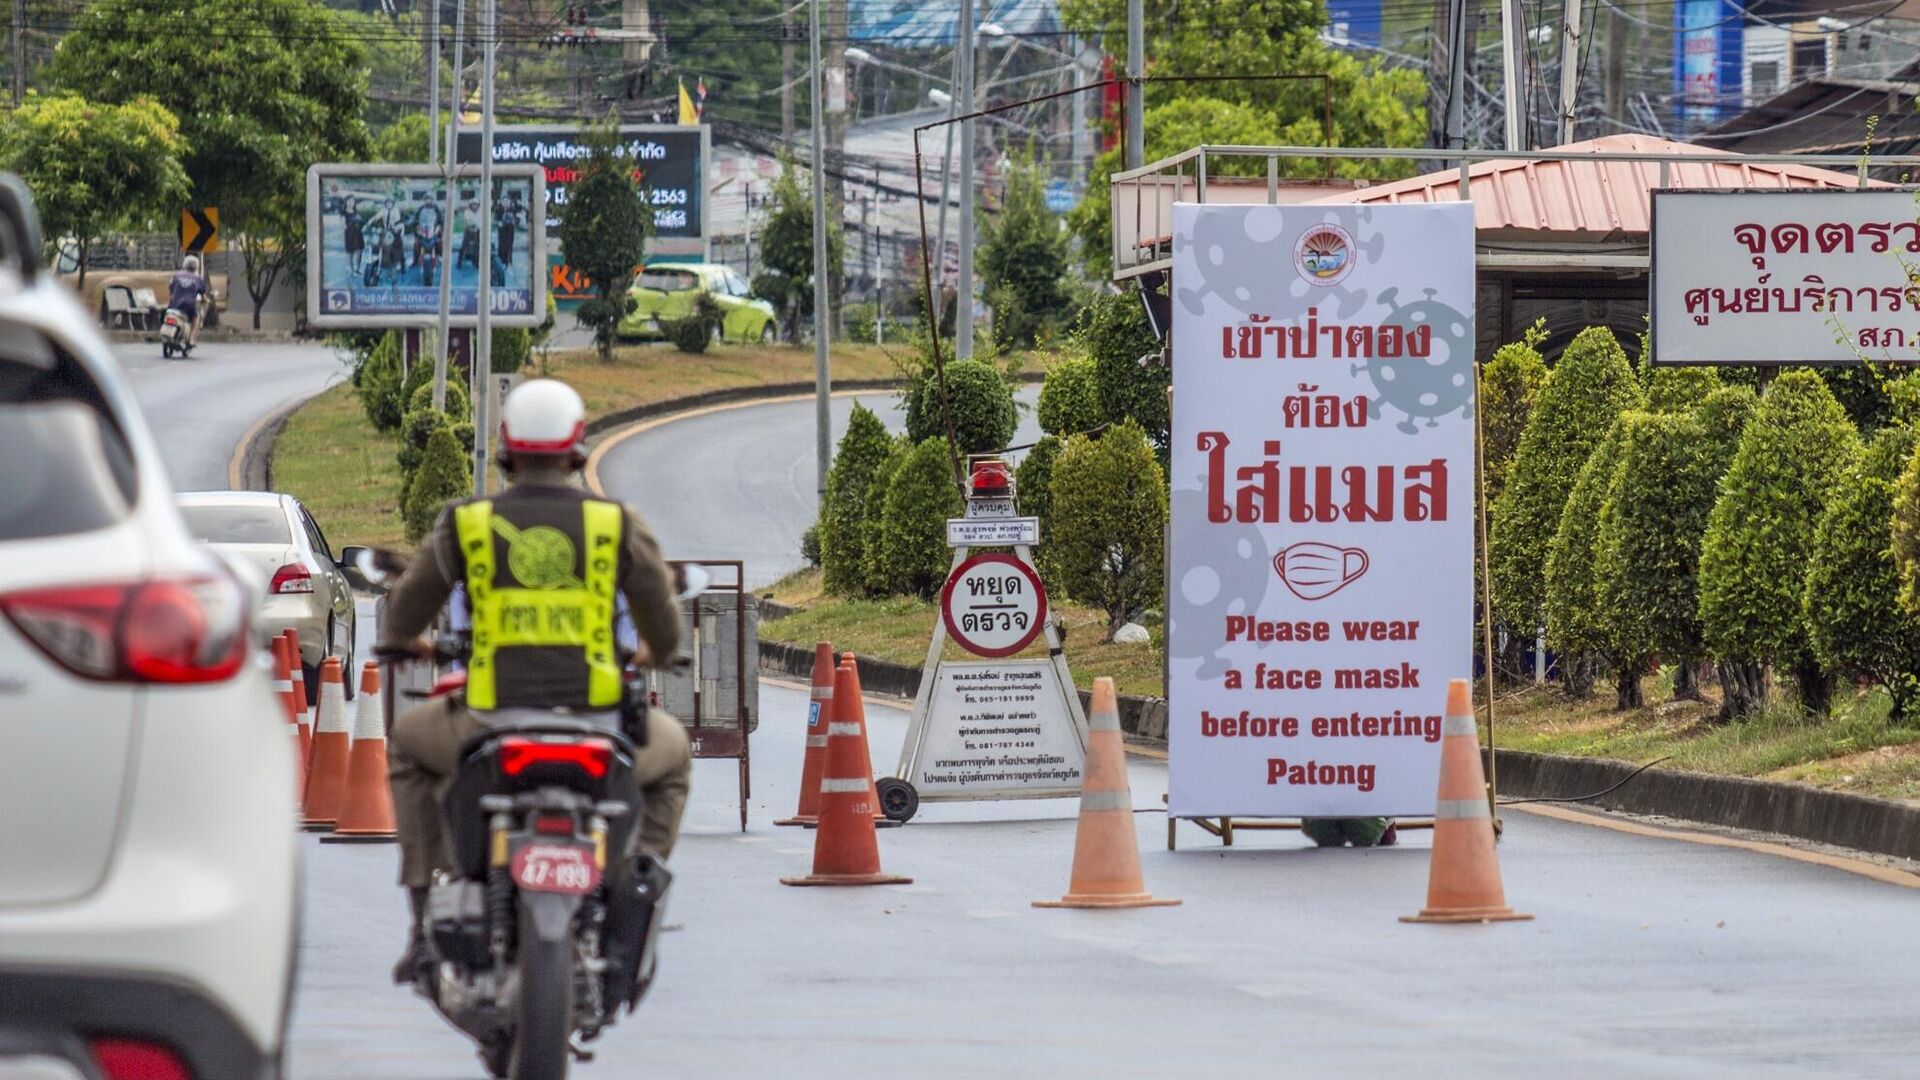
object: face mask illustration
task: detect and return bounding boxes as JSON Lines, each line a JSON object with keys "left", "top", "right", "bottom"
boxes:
{"left": 1273, "top": 542, "right": 1369, "bottom": 601}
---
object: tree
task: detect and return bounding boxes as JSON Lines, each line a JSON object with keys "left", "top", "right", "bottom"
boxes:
{"left": 1489, "top": 327, "right": 1644, "bottom": 659}
{"left": 858, "top": 438, "right": 909, "bottom": 596}
{"left": 372, "top": 113, "right": 432, "bottom": 163}
{"left": 1807, "top": 425, "right": 1920, "bottom": 722}
{"left": 1544, "top": 419, "right": 1630, "bottom": 701}
{"left": 1698, "top": 370, "right": 1860, "bottom": 716}
{"left": 751, "top": 157, "right": 844, "bottom": 344}
{"left": 819, "top": 404, "right": 894, "bottom": 595}
{"left": 1479, "top": 326, "right": 1549, "bottom": 509}
{"left": 979, "top": 150, "right": 1071, "bottom": 347}
{"left": 905, "top": 358, "right": 1017, "bottom": 457}
{"left": 555, "top": 115, "right": 651, "bottom": 360}
{"left": 1037, "top": 358, "right": 1104, "bottom": 438}
{"left": 1048, "top": 421, "right": 1166, "bottom": 639}
{"left": 879, "top": 437, "right": 965, "bottom": 598}
{"left": 404, "top": 420, "right": 472, "bottom": 544}
{"left": 1074, "top": 287, "right": 1167, "bottom": 453}
{"left": 351, "top": 330, "right": 406, "bottom": 433}
{"left": 47, "top": 0, "right": 373, "bottom": 327}
{"left": 0, "top": 94, "right": 190, "bottom": 290}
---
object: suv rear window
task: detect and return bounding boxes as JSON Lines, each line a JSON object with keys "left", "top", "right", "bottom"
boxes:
{"left": 179, "top": 504, "right": 293, "bottom": 545}
{"left": 638, "top": 269, "right": 698, "bottom": 292}
{"left": 0, "top": 346, "right": 137, "bottom": 541}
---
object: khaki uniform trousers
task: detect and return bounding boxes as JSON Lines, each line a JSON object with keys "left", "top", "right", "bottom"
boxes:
{"left": 388, "top": 695, "right": 692, "bottom": 888}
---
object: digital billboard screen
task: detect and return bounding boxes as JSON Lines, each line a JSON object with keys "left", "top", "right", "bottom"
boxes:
{"left": 456, "top": 125, "right": 706, "bottom": 242}
{"left": 305, "top": 163, "right": 547, "bottom": 329}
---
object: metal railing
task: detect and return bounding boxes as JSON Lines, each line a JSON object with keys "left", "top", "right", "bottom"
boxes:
{"left": 1110, "top": 143, "right": 1920, "bottom": 280}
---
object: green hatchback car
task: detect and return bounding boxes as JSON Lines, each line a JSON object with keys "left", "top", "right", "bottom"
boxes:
{"left": 617, "top": 262, "right": 779, "bottom": 344}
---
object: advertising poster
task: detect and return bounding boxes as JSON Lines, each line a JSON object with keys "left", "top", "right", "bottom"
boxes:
{"left": 1167, "top": 203, "right": 1476, "bottom": 818}
{"left": 306, "top": 164, "right": 546, "bottom": 328}
{"left": 1652, "top": 189, "right": 1920, "bottom": 365}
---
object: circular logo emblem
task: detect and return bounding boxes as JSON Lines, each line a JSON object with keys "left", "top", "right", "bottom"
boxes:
{"left": 508, "top": 525, "right": 578, "bottom": 589}
{"left": 1294, "top": 223, "right": 1356, "bottom": 287}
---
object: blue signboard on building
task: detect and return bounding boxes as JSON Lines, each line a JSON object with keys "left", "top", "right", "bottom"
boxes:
{"left": 1674, "top": 0, "right": 1744, "bottom": 130}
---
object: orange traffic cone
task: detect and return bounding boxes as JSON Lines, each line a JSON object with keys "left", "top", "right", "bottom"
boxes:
{"left": 323, "top": 662, "right": 398, "bottom": 844}
{"left": 1035, "top": 677, "right": 1179, "bottom": 910}
{"left": 269, "top": 635, "right": 307, "bottom": 804}
{"left": 781, "top": 657, "right": 911, "bottom": 887}
{"left": 301, "top": 657, "right": 353, "bottom": 832}
{"left": 285, "top": 630, "right": 314, "bottom": 767}
{"left": 774, "top": 642, "right": 836, "bottom": 828}
{"left": 1402, "top": 679, "right": 1531, "bottom": 924}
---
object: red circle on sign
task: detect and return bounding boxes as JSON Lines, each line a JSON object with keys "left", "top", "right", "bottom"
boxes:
{"left": 941, "top": 552, "right": 1047, "bottom": 658}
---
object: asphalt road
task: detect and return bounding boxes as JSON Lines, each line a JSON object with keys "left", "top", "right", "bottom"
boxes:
{"left": 592, "top": 388, "right": 1041, "bottom": 589}
{"left": 115, "top": 337, "right": 346, "bottom": 491}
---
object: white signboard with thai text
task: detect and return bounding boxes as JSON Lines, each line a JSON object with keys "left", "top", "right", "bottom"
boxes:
{"left": 947, "top": 517, "right": 1040, "bottom": 547}
{"left": 912, "top": 660, "right": 1083, "bottom": 797}
{"left": 1167, "top": 203, "right": 1475, "bottom": 818}
{"left": 1652, "top": 189, "right": 1920, "bottom": 365}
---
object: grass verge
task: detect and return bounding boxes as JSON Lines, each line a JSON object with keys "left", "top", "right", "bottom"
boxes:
{"left": 273, "top": 381, "right": 406, "bottom": 549}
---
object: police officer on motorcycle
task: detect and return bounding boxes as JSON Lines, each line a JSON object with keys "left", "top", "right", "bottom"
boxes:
{"left": 377, "top": 378, "right": 692, "bottom": 988}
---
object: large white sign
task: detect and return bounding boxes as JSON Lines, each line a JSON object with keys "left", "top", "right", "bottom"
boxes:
{"left": 910, "top": 661, "right": 1083, "bottom": 796}
{"left": 1167, "top": 203, "right": 1476, "bottom": 818}
{"left": 1652, "top": 189, "right": 1920, "bottom": 365}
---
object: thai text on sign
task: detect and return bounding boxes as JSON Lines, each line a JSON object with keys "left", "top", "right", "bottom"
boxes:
{"left": 1167, "top": 203, "right": 1476, "bottom": 818}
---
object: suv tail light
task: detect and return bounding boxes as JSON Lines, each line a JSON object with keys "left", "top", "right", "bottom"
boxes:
{"left": 1, "top": 576, "right": 248, "bottom": 684}
{"left": 269, "top": 562, "right": 314, "bottom": 594}
{"left": 499, "top": 736, "right": 613, "bottom": 780}
{"left": 89, "top": 1037, "right": 192, "bottom": 1080}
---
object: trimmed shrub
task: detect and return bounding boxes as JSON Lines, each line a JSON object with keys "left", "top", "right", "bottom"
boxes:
{"left": 819, "top": 403, "right": 895, "bottom": 595}
{"left": 1479, "top": 332, "right": 1548, "bottom": 509}
{"left": 1646, "top": 365, "right": 1721, "bottom": 413}
{"left": 1489, "top": 326, "right": 1644, "bottom": 641}
{"left": 492, "top": 326, "right": 530, "bottom": 374}
{"left": 398, "top": 378, "right": 471, "bottom": 479}
{"left": 1544, "top": 417, "right": 1631, "bottom": 699}
{"left": 1049, "top": 420, "right": 1166, "bottom": 639}
{"left": 879, "top": 437, "right": 965, "bottom": 598}
{"left": 352, "top": 330, "right": 405, "bottom": 432}
{"left": 1015, "top": 434, "right": 1063, "bottom": 563}
{"left": 403, "top": 420, "right": 471, "bottom": 544}
{"left": 667, "top": 314, "right": 711, "bottom": 353}
{"left": 857, "top": 438, "right": 909, "bottom": 596}
{"left": 1698, "top": 369, "right": 1860, "bottom": 715}
{"left": 1037, "top": 357, "right": 1103, "bottom": 438}
{"left": 905, "top": 358, "right": 1017, "bottom": 457}
{"left": 1075, "top": 287, "right": 1166, "bottom": 451}
{"left": 1807, "top": 424, "right": 1920, "bottom": 721}
{"left": 800, "top": 524, "right": 822, "bottom": 568}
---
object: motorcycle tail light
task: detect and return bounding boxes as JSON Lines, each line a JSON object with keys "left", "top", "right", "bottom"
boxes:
{"left": 499, "top": 736, "right": 612, "bottom": 780}
{"left": 534, "top": 813, "right": 576, "bottom": 835}
{"left": 2, "top": 576, "right": 247, "bottom": 685}
{"left": 90, "top": 1037, "right": 192, "bottom": 1080}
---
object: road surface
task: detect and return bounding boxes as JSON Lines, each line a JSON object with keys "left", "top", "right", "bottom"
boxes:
{"left": 122, "top": 363, "right": 1920, "bottom": 1077}
{"left": 116, "top": 338, "right": 345, "bottom": 491}
{"left": 592, "top": 388, "right": 1041, "bottom": 589}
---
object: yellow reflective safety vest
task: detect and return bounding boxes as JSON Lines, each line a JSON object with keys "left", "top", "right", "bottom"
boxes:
{"left": 453, "top": 494, "right": 624, "bottom": 711}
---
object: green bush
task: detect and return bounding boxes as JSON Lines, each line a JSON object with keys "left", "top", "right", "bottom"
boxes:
{"left": 800, "top": 523, "right": 822, "bottom": 568}
{"left": 1698, "top": 369, "right": 1860, "bottom": 715}
{"left": 1694, "top": 385, "right": 1760, "bottom": 464}
{"left": 1489, "top": 326, "right": 1644, "bottom": 639}
{"left": 1544, "top": 417, "right": 1630, "bottom": 699}
{"left": 858, "top": 437, "right": 909, "bottom": 596}
{"left": 1646, "top": 365, "right": 1721, "bottom": 413}
{"left": 1015, "top": 434, "right": 1063, "bottom": 568}
{"left": 879, "top": 437, "right": 964, "bottom": 598}
{"left": 1479, "top": 329, "right": 1548, "bottom": 509}
{"left": 403, "top": 420, "right": 472, "bottom": 544}
{"left": 352, "top": 329, "right": 405, "bottom": 432}
{"left": 1037, "top": 357, "right": 1103, "bottom": 438}
{"left": 905, "top": 358, "right": 1016, "bottom": 457}
{"left": 397, "top": 378, "right": 471, "bottom": 478}
{"left": 1807, "top": 424, "right": 1920, "bottom": 721}
{"left": 1048, "top": 420, "right": 1165, "bottom": 638}
{"left": 819, "top": 403, "right": 895, "bottom": 595}
{"left": 667, "top": 314, "right": 712, "bottom": 353}
{"left": 1074, "top": 287, "right": 1166, "bottom": 451}
{"left": 492, "top": 326, "right": 530, "bottom": 374}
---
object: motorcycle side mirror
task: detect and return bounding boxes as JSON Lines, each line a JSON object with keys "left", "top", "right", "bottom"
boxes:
{"left": 353, "top": 546, "right": 409, "bottom": 588}
{"left": 673, "top": 563, "right": 710, "bottom": 602}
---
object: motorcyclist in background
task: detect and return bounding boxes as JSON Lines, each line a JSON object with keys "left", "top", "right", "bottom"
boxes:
{"left": 377, "top": 378, "right": 692, "bottom": 994}
{"left": 167, "top": 255, "right": 208, "bottom": 348}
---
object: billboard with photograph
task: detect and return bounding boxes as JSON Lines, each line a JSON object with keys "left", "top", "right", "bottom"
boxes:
{"left": 305, "top": 163, "right": 547, "bottom": 329}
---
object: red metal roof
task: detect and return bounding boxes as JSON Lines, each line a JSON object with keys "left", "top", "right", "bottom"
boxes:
{"left": 1306, "top": 134, "right": 1883, "bottom": 239}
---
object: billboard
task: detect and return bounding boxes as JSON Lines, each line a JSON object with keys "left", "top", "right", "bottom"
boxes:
{"left": 1167, "top": 203, "right": 1476, "bottom": 819}
{"left": 1651, "top": 189, "right": 1920, "bottom": 366}
{"left": 456, "top": 125, "right": 707, "bottom": 249}
{"left": 1674, "top": 0, "right": 1743, "bottom": 129}
{"left": 305, "top": 164, "right": 547, "bottom": 329}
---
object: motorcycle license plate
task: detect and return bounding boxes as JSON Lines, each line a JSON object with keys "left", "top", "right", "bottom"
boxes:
{"left": 510, "top": 842, "right": 601, "bottom": 895}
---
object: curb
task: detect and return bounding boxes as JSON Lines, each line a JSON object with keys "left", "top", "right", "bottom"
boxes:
{"left": 231, "top": 398, "right": 309, "bottom": 491}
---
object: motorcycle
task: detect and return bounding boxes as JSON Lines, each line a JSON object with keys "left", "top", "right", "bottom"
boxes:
{"left": 360, "top": 548, "right": 705, "bottom": 1079}
{"left": 417, "top": 219, "right": 443, "bottom": 288}
{"left": 159, "top": 306, "right": 193, "bottom": 359}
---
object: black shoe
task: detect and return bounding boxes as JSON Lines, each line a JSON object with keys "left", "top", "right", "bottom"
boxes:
{"left": 391, "top": 936, "right": 428, "bottom": 986}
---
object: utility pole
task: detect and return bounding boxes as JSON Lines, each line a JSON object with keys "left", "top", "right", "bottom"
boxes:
{"left": 825, "top": 0, "right": 848, "bottom": 338}
{"left": 1124, "top": 0, "right": 1142, "bottom": 170}
{"left": 1070, "top": 34, "right": 1092, "bottom": 188}
{"left": 424, "top": 0, "right": 438, "bottom": 163}
{"left": 473, "top": 0, "right": 497, "bottom": 496}
{"left": 1446, "top": 0, "right": 1467, "bottom": 151}
{"left": 933, "top": 43, "right": 960, "bottom": 314}
{"left": 809, "top": 0, "right": 832, "bottom": 495}
{"left": 1604, "top": 3, "right": 1627, "bottom": 131}
{"left": 781, "top": 18, "right": 796, "bottom": 143}
{"left": 956, "top": 0, "right": 976, "bottom": 360}
{"left": 11, "top": 0, "right": 24, "bottom": 106}
{"left": 623, "top": 0, "right": 652, "bottom": 106}
{"left": 433, "top": 0, "right": 467, "bottom": 412}
{"left": 1501, "top": 0, "right": 1526, "bottom": 150}
{"left": 1558, "top": 0, "right": 1584, "bottom": 145}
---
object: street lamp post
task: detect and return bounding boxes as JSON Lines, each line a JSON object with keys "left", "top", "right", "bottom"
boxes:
{"left": 472, "top": 0, "right": 497, "bottom": 496}
{"left": 809, "top": 0, "right": 832, "bottom": 495}
{"left": 956, "top": 0, "right": 975, "bottom": 361}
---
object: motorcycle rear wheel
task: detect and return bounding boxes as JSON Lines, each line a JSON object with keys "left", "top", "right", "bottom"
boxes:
{"left": 509, "top": 904, "right": 575, "bottom": 1080}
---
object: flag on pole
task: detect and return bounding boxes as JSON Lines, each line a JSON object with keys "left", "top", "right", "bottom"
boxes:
{"left": 678, "top": 78, "right": 699, "bottom": 125}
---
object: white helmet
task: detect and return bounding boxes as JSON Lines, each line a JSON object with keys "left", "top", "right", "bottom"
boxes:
{"left": 499, "top": 378, "right": 586, "bottom": 456}
{"left": 182, "top": 254, "right": 200, "bottom": 273}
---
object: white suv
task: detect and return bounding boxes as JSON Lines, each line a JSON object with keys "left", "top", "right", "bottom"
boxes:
{"left": 0, "top": 177, "right": 296, "bottom": 1078}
